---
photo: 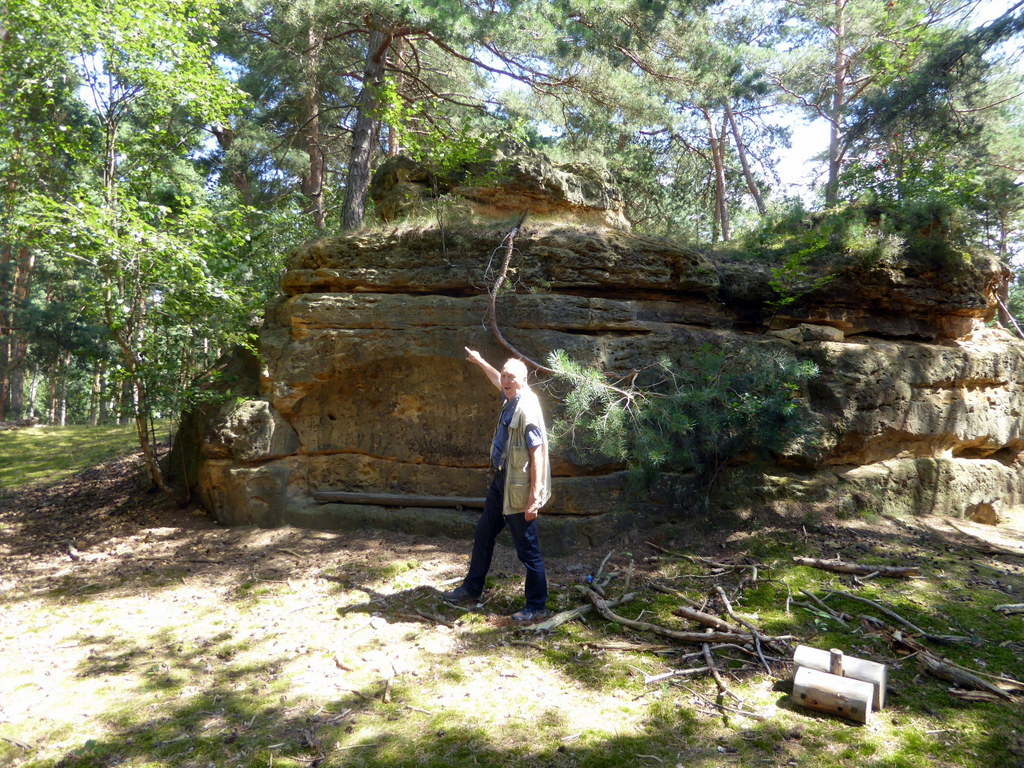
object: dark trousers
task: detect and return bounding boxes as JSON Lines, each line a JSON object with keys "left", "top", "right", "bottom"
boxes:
{"left": 462, "top": 471, "right": 548, "bottom": 611}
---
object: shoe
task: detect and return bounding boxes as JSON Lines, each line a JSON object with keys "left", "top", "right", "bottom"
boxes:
{"left": 441, "top": 585, "right": 480, "bottom": 604}
{"left": 510, "top": 607, "right": 549, "bottom": 622}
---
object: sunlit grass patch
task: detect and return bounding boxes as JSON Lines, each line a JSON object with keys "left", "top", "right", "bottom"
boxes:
{"left": 0, "top": 422, "right": 168, "bottom": 489}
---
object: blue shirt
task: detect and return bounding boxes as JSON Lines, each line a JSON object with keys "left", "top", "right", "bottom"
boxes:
{"left": 490, "top": 394, "right": 543, "bottom": 470}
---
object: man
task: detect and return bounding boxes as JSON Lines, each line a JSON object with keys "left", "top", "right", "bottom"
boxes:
{"left": 442, "top": 347, "right": 552, "bottom": 621}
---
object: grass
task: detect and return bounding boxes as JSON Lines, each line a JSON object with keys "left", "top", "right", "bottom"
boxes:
{"left": 1, "top": 430, "right": 1023, "bottom": 768}
{"left": 0, "top": 422, "right": 160, "bottom": 489}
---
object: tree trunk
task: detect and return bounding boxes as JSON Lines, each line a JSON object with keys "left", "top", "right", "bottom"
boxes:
{"left": 341, "top": 27, "right": 392, "bottom": 230}
{"left": 300, "top": 24, "right": 326, "bottom": 230}
{"left": 89, "top": 363, "right": 101, "bottom": 426}
{"left": 996, "top": 271, "right": 1013, "bottom": 328}
{"left": 26, "top": 368, "right": 39, "bottom": 420}
{"left": 210, "top": 125, "right": 253, "bottom": 206}
{"left": 387, "top": 38, "right": 405, "bottom": 158}
{"left": 55, "top": 350, "right": 71, "bottom": 426}
{"left": 0, "top": 107, "right": 36, "bottom": 421}
{"left": 824, "top": 0, "right": 848, "bottom": 207}
{"left": 46, "top": 369, "right": 57, "bottom": 424}
{"left": 119, "top": 342, "right": 170, "bottom": 492}
{"left": 725, "top": 103, "right": 767, "bottom": 216}
{"left": 8, "top": 365, "right": 24, "bottom": 420}
{"left": 133, "top": 395, "right": 169, "bottom": 493}
{"left": 705, "top": 110, "right": 729, "bottom": 242}
{"left": 117, "top": 378, "right": 130, "bottom": 425}
{"left": 0, "top": 244, "right": 36, "bottom": 421}
{"left": 98, "top": 361, "right": 108, "bottom": 424}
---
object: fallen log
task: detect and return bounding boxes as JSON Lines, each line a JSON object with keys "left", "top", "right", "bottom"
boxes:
{"left": 312, "top": 491, "right": 485, "bottom": 508}
{"left": 793, "top": 557, "right": 919, "bottom": 578}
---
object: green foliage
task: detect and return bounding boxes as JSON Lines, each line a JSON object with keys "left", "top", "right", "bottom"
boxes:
{"left": 548, "top": 345, "right": 818, "bottom": 491}
{"left": 17, "top": 190, "right": 256, "bottom": 415}
{"left": 739, "top": 199, "right": 976, "bottom": 292}
{"left": 766, "top": 231, "right": 836, "bottom": 309}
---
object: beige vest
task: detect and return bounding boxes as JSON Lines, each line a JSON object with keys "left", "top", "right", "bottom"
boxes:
{"left": 500, "top": 389, "right": 552, "bottom": 516}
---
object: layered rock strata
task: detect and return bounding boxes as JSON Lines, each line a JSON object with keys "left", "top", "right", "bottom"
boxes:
{"left": 179, "top": 211, "right": 1023, "bottom": 550}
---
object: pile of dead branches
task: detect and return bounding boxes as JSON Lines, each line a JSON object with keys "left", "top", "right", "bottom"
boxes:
{"left": 527, "top": 548, "right": 793, "bottom": 720}
{"left": 792, "top": 575, "right": 1024, "bottom": 704}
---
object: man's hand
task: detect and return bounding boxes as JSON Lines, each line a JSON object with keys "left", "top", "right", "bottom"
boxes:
{"left": 524, "top": 502, "right": 539, "bottom": 522}
{"left": 465, "top": 347, "right": 484, "bottom": 365}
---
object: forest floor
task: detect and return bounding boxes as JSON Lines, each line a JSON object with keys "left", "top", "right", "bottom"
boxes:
{"left": 2, "top": 449, "right": 1024, "bottom": 768}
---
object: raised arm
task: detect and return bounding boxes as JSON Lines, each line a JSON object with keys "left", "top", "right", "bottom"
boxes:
{"left": 465, "top": 347, "right": 502, "bottom": 391}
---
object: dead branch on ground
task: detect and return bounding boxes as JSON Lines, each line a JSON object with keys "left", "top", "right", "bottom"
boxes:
{"left": 702, "top": 629, "right": 740, "bottom": 703}
{"left": 644, "top": 666, "right": 712, "bottom": 684}
{"left": 798, "top": 588, "right": 852, "bottom": 627}
{"left": 947, "top": 689, "right": 1007, "bottom": 703}
{"left": 826, "top": 589, "right": 971, "bottom": 645}
{"left": 528, "top": 588, "right": 638, "bottom": 632}
{"left": 588, "top": 640, "right": 674, "bottom": 653}
{"left": 682, "top": 684, "right": 768, "bottom": 721}
{"left": 672, "top": 605, "right": 745, "bottom": 634}
{"left": 583, "top": 587, "right": 793, "bottom": 648}
{"left": 649, "top": 580, "right": 701, "bottom": 608}
{"left": 793, "top": 557, "right": 920, "bottom": 578}
{"left": 646, "top": 543, "right": 766, "bottom": 577}
{"left": 400, "top": 608, "right": 455, "bottom": 629}
{"left": 881, "top": 627, "right": 1023, "bottom": 700}
{"left": 713, "top": 585, "right": 776, "bottom": 674}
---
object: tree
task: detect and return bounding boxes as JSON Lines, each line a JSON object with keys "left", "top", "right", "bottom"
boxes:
{"left": 9, "top": 0, "right": 246, "bottom": 489}
{"left": 548, "top": 346, "right": 818, "bottom": 493}
{"left": 216, "top": 0, "right": 506, "bottom": 231}
{"left": 770, "top": 0, "right": 985, "bottom": 206}
{"left": 0, "top": 1, "right": 91, "bottom": 420}
{"left": 837, "top": 4, "right": 1024, "bottom": 263}
{"left": 521, "top": 0, "right": 784, "bottom": 240}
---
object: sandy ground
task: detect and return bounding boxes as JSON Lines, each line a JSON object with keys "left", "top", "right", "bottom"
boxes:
{"left": 3, "top": 453, "right": 1023, "bottom": 767}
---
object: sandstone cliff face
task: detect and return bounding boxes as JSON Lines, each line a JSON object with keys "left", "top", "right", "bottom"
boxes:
{"left": 178, "top": 160, "right": 1023, "bottom": 550}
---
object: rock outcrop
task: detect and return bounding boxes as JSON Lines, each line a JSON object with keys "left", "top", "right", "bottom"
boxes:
{"left": 174, "top": 152, "right": 1023, "bottom": 552}
{"left": 368, "top": 147, "right": 629, "bottom": 229}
